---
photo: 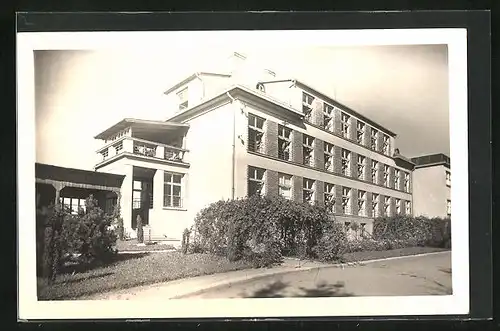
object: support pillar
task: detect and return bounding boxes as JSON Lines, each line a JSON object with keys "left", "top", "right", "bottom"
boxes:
{"left": 52, "top": 182, "right": 65, "bottom": 206}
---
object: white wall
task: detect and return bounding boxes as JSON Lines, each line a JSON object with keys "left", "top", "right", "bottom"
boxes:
{"left": 412, "top": 165, "right": 449, "bottom": 217}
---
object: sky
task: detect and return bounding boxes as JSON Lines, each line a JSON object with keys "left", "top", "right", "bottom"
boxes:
{"left": 34, "top": 44, "right": 449, "bottom": 170}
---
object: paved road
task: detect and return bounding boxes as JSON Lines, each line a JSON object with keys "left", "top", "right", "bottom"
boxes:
{"left": 180, "top": 252, "right": 452, "bottom": 299}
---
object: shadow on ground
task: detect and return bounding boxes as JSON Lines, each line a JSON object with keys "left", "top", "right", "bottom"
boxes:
{"left": 243, "top": 280, "right": 354, "bottom": 298}
{"left": 60, "top": 252, "right": 150, "bottom": 274}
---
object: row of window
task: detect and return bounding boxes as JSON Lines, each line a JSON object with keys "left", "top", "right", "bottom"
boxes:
{"left": 248, "top": 113, "right": 411, "bottom": 193}
{"left": 248, "top": 166, "right": 411, "bottom": 217}
{"left": 131, "top": 172, "right": 184, "bottom": 209}
{"left": 302, "top": 92, "right": 392, "bottom": 156}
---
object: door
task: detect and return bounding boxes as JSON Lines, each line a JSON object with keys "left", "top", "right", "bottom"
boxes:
{"left": 131, "top": 179, "right": 152, "bottom": 229}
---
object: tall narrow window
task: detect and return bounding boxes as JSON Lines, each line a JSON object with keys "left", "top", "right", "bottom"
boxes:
{"left": 248, "top": 166, "right": 265, "bottom": 196}
{"left": 394, "top": 169, "right": 401, "bottom": 189}
{"left": 370, "top": 128, "right": 378, "bottom": 150}
{"left": 356, "top": 121, "right": 365, "bottom": 144}
{"left": 382, "top": 134, "right": 391, "bottom": 155}
{"left": 248, "top": 113, "right": 265, "bottom": 153}
{"left": 302, "top": 92, "right": 315, "bottom": 120}
{"left": 406, "top": 201, "right": 411, "bottom": 215}
{"left": 342, "top": 187, "right": 351, "bottom": 214}
{"left": 341, "top": 113, "right": 350, "bottom": 138}
{"left": 323, "top": 104, "right": 334, "bottom": 132}
{"left": 278, "top": 125, "right": 292, "bottom": 161}
{"left": 357, "top": 155, "right": 366, "bottom": 180}
{"left": 383, "top": 165, "right": 390, "bottom": 187}
{"left": 164, "top": 173, "right": 183, "bottom": 208}
{"left": 404, "top": 172, "right": 410, "bottom": 192}
{"left": 447, "top": 199, "right": 451, "bottom": 216}
{"left": 303, "top": 178, "right": 315, "bottom": 204}
{"left": 395, "top": 198, "right": 401, "bottom": 214}
{"left": 371, "top": 160, "right": 379, "bottom": 183}
{"left": 372, "top": 193, "right": 380, "bottom": 217}
{"left": 384, "top": 196, "right": 391, "bottom": 216}
{"left": 177, "top": 87, "right": 188, "bottom": 111}
{"left": 278, "top": 173, "right": 292, "bottom": 200}
{"left": 358, "top": 190, "right": 366, "bottom": 216}
{"left": 341, "top": 149, "right": 351, "bottom": 176}
{"left": 324, "top": 182, "right": 335, "bottom": 213}
{"left": 446, "top": 171, "right": 451, "bottom": 186}
{"left": 324, "top": 142, "right": 334, "bottom": 172}
{"left": 303, "top": 135, "right": 315, "bottom": 167}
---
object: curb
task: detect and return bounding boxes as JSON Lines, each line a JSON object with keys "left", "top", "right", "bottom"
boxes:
{"left": 171, "top": 250, "right": 450, "bottom": 299}
{"left": 118, "top": 249, "right": 177, "bottom": 254}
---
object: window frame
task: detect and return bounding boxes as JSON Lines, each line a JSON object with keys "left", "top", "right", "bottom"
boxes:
{"left": 324, "top": 182, "right": 336, "bottom": 213}
{"left": 324, "top": 142, "right": 334, "bottom": 172}
{"left": 303, "top": 178, "right": 315, "bottom": 204}
{"left": 342, "top": 187, "right": 351, "bottom": 214}
{"left": 303, "top": 135, "right": 315, "bottom": 167}
{"left": 372, "top": 193, "right": 380, "bottom": 217}
{"left": 356, "top": 121, "right": 365, "bottom": 144}
{"left": 357, "top": 155, "right": 366, "bottom": 180}
{"left": 248, "top": 166, "right": 266, "bottom": 197}
{"left": 341, "top": 112, "right": 350, "bottom": 138}
{"left": 323, "top": 104, "right": 334, "bottom": 132}
{"left": 370, "top": 128, "right": 378, "bottom": 150}
{"left": 278, "top": 173, "right": 292, "bottom": 200}
{"left": 247, "top": 113, "right": 265, "bottom": 153}
{"left": 163, "top": 172, "right": 183, "bottom": 208}
{"left": 278, "top": 125, "right": 292, "bottom": 161}
{"left": 357, "top": 190, "right": 366, "bottom": 216}
{"left": 341, "top": 149, "right": 351, "bottom": 176}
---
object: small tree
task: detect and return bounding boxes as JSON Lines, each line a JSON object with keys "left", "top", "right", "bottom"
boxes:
{"left": 43, "top": 204, "right": 67, "bottom": 284}
{"left": 136, "top": 214, "right": 144, "bottom": 243}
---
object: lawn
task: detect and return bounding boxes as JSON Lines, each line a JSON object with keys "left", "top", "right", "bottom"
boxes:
{"left": 37, "top": 252, "right": 253, "bottom": 300}
{"left": 115, "top": 239, "right": 176, "bottom": 252}
{"left": 342, "top": 246, "right": 449, "bottom": 263}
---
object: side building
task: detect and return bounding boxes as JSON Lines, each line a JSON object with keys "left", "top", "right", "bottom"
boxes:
{"left": 411, "top": 153, "right": 451, "bottom": 218}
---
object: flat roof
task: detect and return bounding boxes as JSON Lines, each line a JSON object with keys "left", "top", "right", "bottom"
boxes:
{"left": 411, "top": 153, "right": 451, "bottom": 168}
{"left": 94, "top": 118, "right": 189, "bottom": 140}
{"left": 36, "top": 163, "right": 125, "bottom": 188}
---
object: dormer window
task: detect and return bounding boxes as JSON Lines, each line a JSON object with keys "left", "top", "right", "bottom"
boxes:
{"left": 177, "top": 87, "right": 188, "bottom": 111}
{"left": 256, "top": 83, "right": 266, "bottom": 93}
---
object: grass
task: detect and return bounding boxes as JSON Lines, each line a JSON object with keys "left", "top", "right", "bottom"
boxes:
{"left": 342, "top": 246, "right": 449, "bottom": 263}
{"left": 37, "top": 252, "right": 253, "bottom": 300}
{"left": 115, "top": 239, "right": 175, "bottom": 252}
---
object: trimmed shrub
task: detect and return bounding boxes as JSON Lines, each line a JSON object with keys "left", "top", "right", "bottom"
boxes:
{"left": 181, "top": 228, "right": 191, "bottom": 255}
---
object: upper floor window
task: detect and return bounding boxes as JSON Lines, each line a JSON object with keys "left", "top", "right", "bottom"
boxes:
{"left": 395, "top": 198, "right": 401, "bottom": 214}
{"left": 248, "top": 166, "right": 265, "bottom": 196}
{"left": 303, "top": 178, "right": 315, "bottom": 204}
{"left": 278, "top": 125, "right": 292, "bottom": 161}
{"left": 324, "top": 142, "right": 334, "bottom": 172}
{"left": 382, "top": 134, "right": 391, "bottom": 155}
{"left": 341, "top": 149, "right": 351, "bottom": 176}
{"left": 278, "top": 173, "right": 292, "bottom": 200}
{"left": 357, "top": 155, "right": 366, "bottom": 180}
{"left": 177, "top": 87, "right": 189, "bottom": 111}
{"left": 372, "top": 193, "right": 380, "bottom": 217}
{"left": 358, "top": 190, "right": 366, "bottom": 216}
{"left": 404, "top": 172, "right": 411, "bottom": 192}
{"left": 356, "top": 122, "right": 365, "bottom": 144}
{"left": 164, "top": 173, "right": 183, "bottom": 208}
{"left": 370, "top": 128, "right": 378, "bottom": 150}
{"left": 341, "top": 113, "right": 350, "bottom": 138}
{"left": 303, "top": 135, "right": 315, "bottom": 167}
{"left": 447, "top": 199, "right": 451, "bottom": 216}
{"left": 446, "top": 171, "right": 451, "bottom": 186}
{"left": 323, "top": 104, "right": 334, "bottom": 132}
{"left": 248, "top": 113, "right": 265, "bottom": 153}
{"left": 394, "top": 169, "right": 401, "bottom": 188}
{"left": 384, "top": 196, "right": 391, "bottom": 216}
{"left": 324, "top": 182, "right": 335, "bottom": 213}
{"left": 383, "top": 165, "right": 390, "bottom": 187}
{"left": 371, "top": 160, "right": 379, "bottom": 184}
{"left": 302, "top": 92, "right": 315, "bottom": 120}
{"left": 342, "top": 187, "right": 351, "bottom": 215}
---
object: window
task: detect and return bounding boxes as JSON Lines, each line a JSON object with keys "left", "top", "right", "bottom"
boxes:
{"left": 324, "top": 182, "right": 335, "bottom": 213}
{"left": 395, "top": 198, "right": 401, "bottom": 214}
{"left": 324, "top": 142, "right": 334, "bottom": 172}
{"left": 341, "top": 113, "right": 350, "bottom": 138}
{"left": 302, "top": 92, "right": 315, "bottom": 120}
{"left": 164, "top": 173, "right": 183, "bottom": 208}
{"left": 371, "top": 160, "right": 379, "bottom": 183}
{"left": 383, "top": 165, "right": 390, "bottom": 187}
{"left": 382, "top": 134, "right": 391, "bottom": 155}
{"left": 404, "top": 172, "right": 411, "bottom": 192}
{"left": 278, "top": 173, "right": 292, "bottom": 200}
{"left": 357, "top": 155, "right": 366, "bottom": 180}
{"left": 101, "top": 149, "right": 109, "bottom": 160}
{"left": 370, "top": 128, "right": 378, "bottom": 150}
{"left": 394, "top": 169, "right": 401, "bottom": 189}
{"left": 303, "top": 135, "right": 315, "bottom": 166}
{"left": 248, "top": 113, "right": 265, "bottom": 153}
{"left": 358, "top": 190, "right": 366, "bottom": 216}
{"left": 105, "top": 196, "right": 118, "bottom": 215}
{"left": 384, "top": 196, "right": 391, "bottom": 216}
{"left": 303, "top": 178, "right": 315, "bottom": 204}
{"left": 341, "top": 149, "right": 351, "bottom": 176}
{"left": 446, "top": 171, "right": 451, "bottom": 186}
{"left": 406, "top": 201, "right": 411, "bottom": 215}
{"left": 278, "top": 125, "right": 292, "bottom": 161}
{"left": 372, "top": 193, "right": 380, "bottom": 217}
{"left": 114, "top": 141, "right": 123, "bottom": 153}
{"left": 323, "top": 104, "right": 334, "bottom": 132}
{"left": 177, "top": 87, "right": 188, "bottom": 111}
{"left": 248, "top": 166, "right": 265, "bottom": 197}
{"left": 342, "top": 187, "right": 351, "bottom": 214}
{"left": 356, "top": 122, "right": 365, "bottom": 144}
{"left": 61, "top": 197, "right": 86, "bottom": 215}
{"left": 447, "top": 200, "right": 451, "bottom": 216}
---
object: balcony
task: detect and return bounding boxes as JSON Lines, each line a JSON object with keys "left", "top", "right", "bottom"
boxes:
{"left": 96, "top": 136, "right": 189, "bottom": 167}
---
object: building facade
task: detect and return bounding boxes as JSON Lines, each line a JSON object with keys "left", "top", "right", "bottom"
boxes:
{"left": 411, "top": 153, "right": 451, "bottom": 218}
{"left": 90, "top": 52, "right": 422, "bottom": 245}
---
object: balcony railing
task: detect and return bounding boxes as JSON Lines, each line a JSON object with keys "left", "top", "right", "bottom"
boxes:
{"left": 97, "top": 136, "right": 188, "bottom": 164}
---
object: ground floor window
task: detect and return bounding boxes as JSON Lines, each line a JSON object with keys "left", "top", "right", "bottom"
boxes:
{"left": 248, "top": 166, "right": 265, "bottom": 196}
{"left": 278, "top": 173, "right": 292, "bottom": 200}
{"left": 164, "top": 172, "right": 183, "bottom": 208}
{"left": 60, "top": 197, "right": 86, "bottom": 215}
{"left": 105, "top": 196, "right": 118, "bottom": 214}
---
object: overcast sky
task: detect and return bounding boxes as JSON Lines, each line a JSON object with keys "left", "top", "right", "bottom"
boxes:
{"left": 35, "top": 44, "right": 449, "bottom": 170}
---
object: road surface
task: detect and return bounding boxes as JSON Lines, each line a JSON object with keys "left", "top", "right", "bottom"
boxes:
{"left": 180, "top": 252, "right": 452, "bottom": 298}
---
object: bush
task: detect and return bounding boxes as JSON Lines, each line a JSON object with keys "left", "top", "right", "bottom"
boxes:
{"left": 181, "top": 228, "right": 190, "bottom": 255}
{"left": 313, "top": 221, "right": 348, "bottom": 262}
{"left": 136, "top": 215, "right": 144, "bottom": 244}
{"left": 112, "top": 204, "right": 125, "bottom": 241}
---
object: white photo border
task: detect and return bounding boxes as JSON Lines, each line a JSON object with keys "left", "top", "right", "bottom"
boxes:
{"left": 17, "top": 28, "right": 469, "bottom": 320}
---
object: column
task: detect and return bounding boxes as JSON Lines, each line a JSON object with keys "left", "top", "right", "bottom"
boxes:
{"left": 52, "top": 182, "right": 65, "bottom": 206}
{"left": 120, "top": 164, "right": 134, "bottom": 236}
{"left": 156, "top": 145, "right": 165, "bottom": 159}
